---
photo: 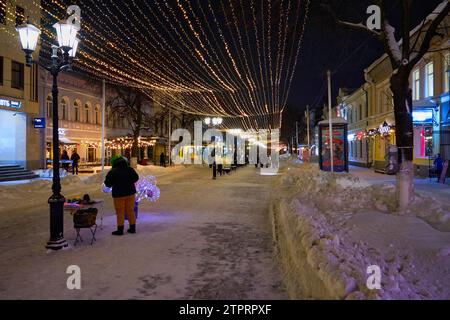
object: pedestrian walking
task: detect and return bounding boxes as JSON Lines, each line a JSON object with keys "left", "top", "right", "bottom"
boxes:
{"left": 434, "top": 153, "right": 444, "bottom": 181}
{"left": 104, "top": 157, "right": 140, "bottom": 236}
{"left": 70, "top": 150, "right": 80, "bottom": 175}
{"left": 61, "top": 150, "right": 70, "bottom": 172}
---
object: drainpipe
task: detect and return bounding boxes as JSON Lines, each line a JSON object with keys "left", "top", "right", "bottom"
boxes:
{"left": 362, "top": 83, "right": 371, "bottom": 168}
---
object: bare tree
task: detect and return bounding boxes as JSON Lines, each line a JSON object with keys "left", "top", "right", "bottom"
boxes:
{"left": 108, "top": 86, "right": 150, "bottom": 158}
{"left": 326, "top": 0, "right": 450, "bottom": 212}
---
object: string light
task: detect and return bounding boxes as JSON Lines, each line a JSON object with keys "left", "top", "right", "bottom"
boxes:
{"left": 34, "top": 0, "right": 310, "bottom": 130}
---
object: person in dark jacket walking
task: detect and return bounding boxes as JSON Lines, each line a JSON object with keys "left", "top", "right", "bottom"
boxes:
{"left": 61, "top": 150, "right": 70, "bottom": 172}
{"left": 104, "top": 157, "right": 140, "bottom": 235}
{"left": 160, "top": 152, "right": 166, "bottom": 167}
{"left": 434, "top": 153, "right": 444, "bottom": 181}
{"left": 70, "top": 150, "right": 81, "bottom": 175}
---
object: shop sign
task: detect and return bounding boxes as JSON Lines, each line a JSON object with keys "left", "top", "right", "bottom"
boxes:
{"left": 413, "top": 109, "right": 433, "bottom": 123}
{"left": 379, "top": 122, "right": 390, "bottom": 135}
{"left": 34, "top": 118, "right": 46, "bottom": 129}
{"left": 357, "top": 131, "right": 365, "bottom": 140}
{"left": 0, "top": 98, "right": 22, "bottom": 109}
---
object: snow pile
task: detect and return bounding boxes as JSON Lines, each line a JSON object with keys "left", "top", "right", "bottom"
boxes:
{"left": 271, "top": 162, "right": 450, "bottom": 299}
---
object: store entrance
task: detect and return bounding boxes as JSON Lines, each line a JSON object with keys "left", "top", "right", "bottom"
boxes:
{"left": 0, "top": 110, "right": 26, "bottom": 166}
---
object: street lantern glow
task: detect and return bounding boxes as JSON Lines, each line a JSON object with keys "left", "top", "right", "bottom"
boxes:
{"left": 16, "top": 22, "right": 41, "bottom": 52}
{"left": 16, "top": 22, "right": 41, "bottom": 66}
{"left": 69, "top": 37, "right": 80, "bottom": 58}
{"left": 53, "top": 20, "right": 80, "bottom": 49}
{"left": 212, "top": 117, "right": 223, "bottom": 126}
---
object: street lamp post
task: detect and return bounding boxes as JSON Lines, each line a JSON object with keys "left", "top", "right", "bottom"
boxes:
{"left": 205, "top": 117, "right": 223, "bottom": 180}
{"left": 17, "top": 15, "right": 81, "bottom": 250}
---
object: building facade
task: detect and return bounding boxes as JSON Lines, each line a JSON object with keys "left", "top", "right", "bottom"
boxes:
{"left": 0, "top": 0, "right": 41, "bottom": 169}
{"left": 40, "top": 69, "right": 131, "bottom": 167}
{"left": 338, "top": 10, "right": 449, "bottom": 177}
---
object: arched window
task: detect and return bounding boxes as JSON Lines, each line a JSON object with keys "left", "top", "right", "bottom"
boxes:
{"left": 46, "top": 95, "right": 53, "bottom": 119}
{"left": 94, "top": 105, "right": 100, "bottom": 125}
{"left": 60, "top": 98, "right": 68, "bottom": 120}
{"left": 84, "top": 102, "right": 91, "bottom": 123}
{"left": 73, "top": 101, "right": 80, "bottom": 122}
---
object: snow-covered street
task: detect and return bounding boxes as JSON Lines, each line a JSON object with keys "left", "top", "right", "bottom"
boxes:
{"left": 0, "top": 165, "right": 286, "bottom": 299}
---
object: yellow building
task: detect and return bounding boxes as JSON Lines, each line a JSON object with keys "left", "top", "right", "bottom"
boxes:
{"left": 340, "top": 7, "right": 449, "bottom": 177}
{"left": 0, "top": 0, "right": 42, "bottom": 169}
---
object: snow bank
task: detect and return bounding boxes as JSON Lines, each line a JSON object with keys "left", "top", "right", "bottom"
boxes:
{"left": 0, "top": 165, "right": 185, "bottom": 213}
{"left": 271, "top": 162, "right": 450, "bottom": 299}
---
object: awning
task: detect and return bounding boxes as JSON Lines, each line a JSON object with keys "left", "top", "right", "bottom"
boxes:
{"left": 59, "top": 137, "right": 77, "bottom": 144}
{"left": 413, "top": 99, "right": 437, "bottom": 109}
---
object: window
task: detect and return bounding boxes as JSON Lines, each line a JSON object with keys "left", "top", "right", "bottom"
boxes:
{"left": 0, "top": 0, "right": 5, "bottom": 25}
{"left": 425, "top": 62, "right": 434, "bottom": 98}
{"left": 0, "top": 56, "right": 3, "bottom": 85}
{"left": 95, "top": 106, "right": 100, "bottom": 125}
{"left": 359, "top": 140, "right": 363, "bottom": 158}
{"left": 444, "top": 52, "right": 450, "bottom": 93}
{"left": 11, "top": 61, "right": 24, "bottom": 89}
{"left": 84, "top": 103, "right": 91, "bottom": 123}
{"left": 30, "top": 64, "right": 38, "bottom": 101}
{"left": 60, "top": 99, "right": 67, "bottom": 120}
{"left": 15, "top": 5, "right": 25, "bottom": 26}
{"left": 73, "top": 101, "right": 80, "bottom": 122}
{"left": 412, "top": 69, "right": 420, "bottom": 101}
{"left": 46, "top": 95, "right": 53, "bottom": 119}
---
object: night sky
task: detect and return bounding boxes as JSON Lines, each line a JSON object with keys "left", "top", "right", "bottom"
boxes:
{"left": 285, "top": 0, "right": 446, "bottom": 128}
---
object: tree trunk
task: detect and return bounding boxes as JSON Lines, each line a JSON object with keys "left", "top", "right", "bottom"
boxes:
{"left": 390, "top": 69, "right": 414, "bottom": 213}
{"left": 132, "top": 131, "right": 140, "bottom": 159}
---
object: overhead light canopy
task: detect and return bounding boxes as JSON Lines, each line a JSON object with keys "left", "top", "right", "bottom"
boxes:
{"left": 53, "top": 20, "right": 80, "bottom": 49}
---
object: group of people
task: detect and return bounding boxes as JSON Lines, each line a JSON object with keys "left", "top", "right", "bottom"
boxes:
{"left": 60, "top": 150, "right": 80, "bottom": 175}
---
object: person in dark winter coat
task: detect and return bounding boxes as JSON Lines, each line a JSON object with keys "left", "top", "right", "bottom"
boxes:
{"left": 160, "top": 152, "right": 166, "bottom": 167}
{"left": 104, "top": 157, "right": 140, "bottom": 235}
{"left": 61, "top": 150, "right": 70, "bottom": 172}
{"left": 434, "top": 154, "right": 444, "bottom": 181}
{"left": 70, "top": 150, "right": 81, "bottom": 175}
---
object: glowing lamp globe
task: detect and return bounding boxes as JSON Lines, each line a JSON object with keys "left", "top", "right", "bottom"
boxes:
{"left": 53, "top": 20, "right": 80, "bottom": 50}
{"left": 205, "top": 117, "right": 211, "bottom": 125}
{"left": 16, "top": 22, "right": 41, "bottom": 66}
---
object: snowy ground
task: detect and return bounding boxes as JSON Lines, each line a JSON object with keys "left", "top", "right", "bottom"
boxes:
{"left": 0, "top": 165, "right": 286, "bottom": 299}
{"left": 271, "top": 159, "right": 450, "bottom": 299}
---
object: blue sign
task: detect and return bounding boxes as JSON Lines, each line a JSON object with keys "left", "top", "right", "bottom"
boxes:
{"left": 34, "top": 118, "right": 46, "bottom": 129}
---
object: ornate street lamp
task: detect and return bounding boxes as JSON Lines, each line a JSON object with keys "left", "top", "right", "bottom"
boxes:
{"left": 16, "top": 11, "right": 81, "bottom": 250}
{"left": 205, "top": 117, "right": 223, "bottom": 179}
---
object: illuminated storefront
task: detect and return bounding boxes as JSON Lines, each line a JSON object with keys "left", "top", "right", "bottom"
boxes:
{"left": 412, "top": 104, "right": 439, "bottom": 177}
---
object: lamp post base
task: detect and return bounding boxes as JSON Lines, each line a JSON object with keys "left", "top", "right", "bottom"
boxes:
{"left": 46, "top": 193, "right": 67, "bottom": 250}
{"left": 46, "top": 238, "right": 68, "bottom": 250}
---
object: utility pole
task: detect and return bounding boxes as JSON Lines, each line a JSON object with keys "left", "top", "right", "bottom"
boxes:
{"left": 327, "top": 70, "right": 334, "bottom": 173}
{"left": 168, "top": 107, "right": 172, "bottom": 166}
{"left": 101, "top": 79, "right": 106, "bottom": 175}
{"left": 295, "top": 121, "right": 299, "bottom": 156}
{"left": 306, "top": 105, "right": 310, "bottom": 148}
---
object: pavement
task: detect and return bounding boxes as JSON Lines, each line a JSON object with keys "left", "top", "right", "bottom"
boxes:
{"left": 349, "top": 166, "right": 450, "bottom": 204}
{"left": 0, "top": 165, "right": 287, "bottom": 299}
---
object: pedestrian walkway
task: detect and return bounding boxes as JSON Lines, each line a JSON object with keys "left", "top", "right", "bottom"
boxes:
{"left": 349, "top": 166, "right": 450, "bottom": 204}
{"left": 0, "top": 165, "right": 286, "bottom": 299}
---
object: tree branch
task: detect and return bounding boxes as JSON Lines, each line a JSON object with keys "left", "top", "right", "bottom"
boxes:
{"left": 410, "top": 1, "right": 450, "bottom": 67}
